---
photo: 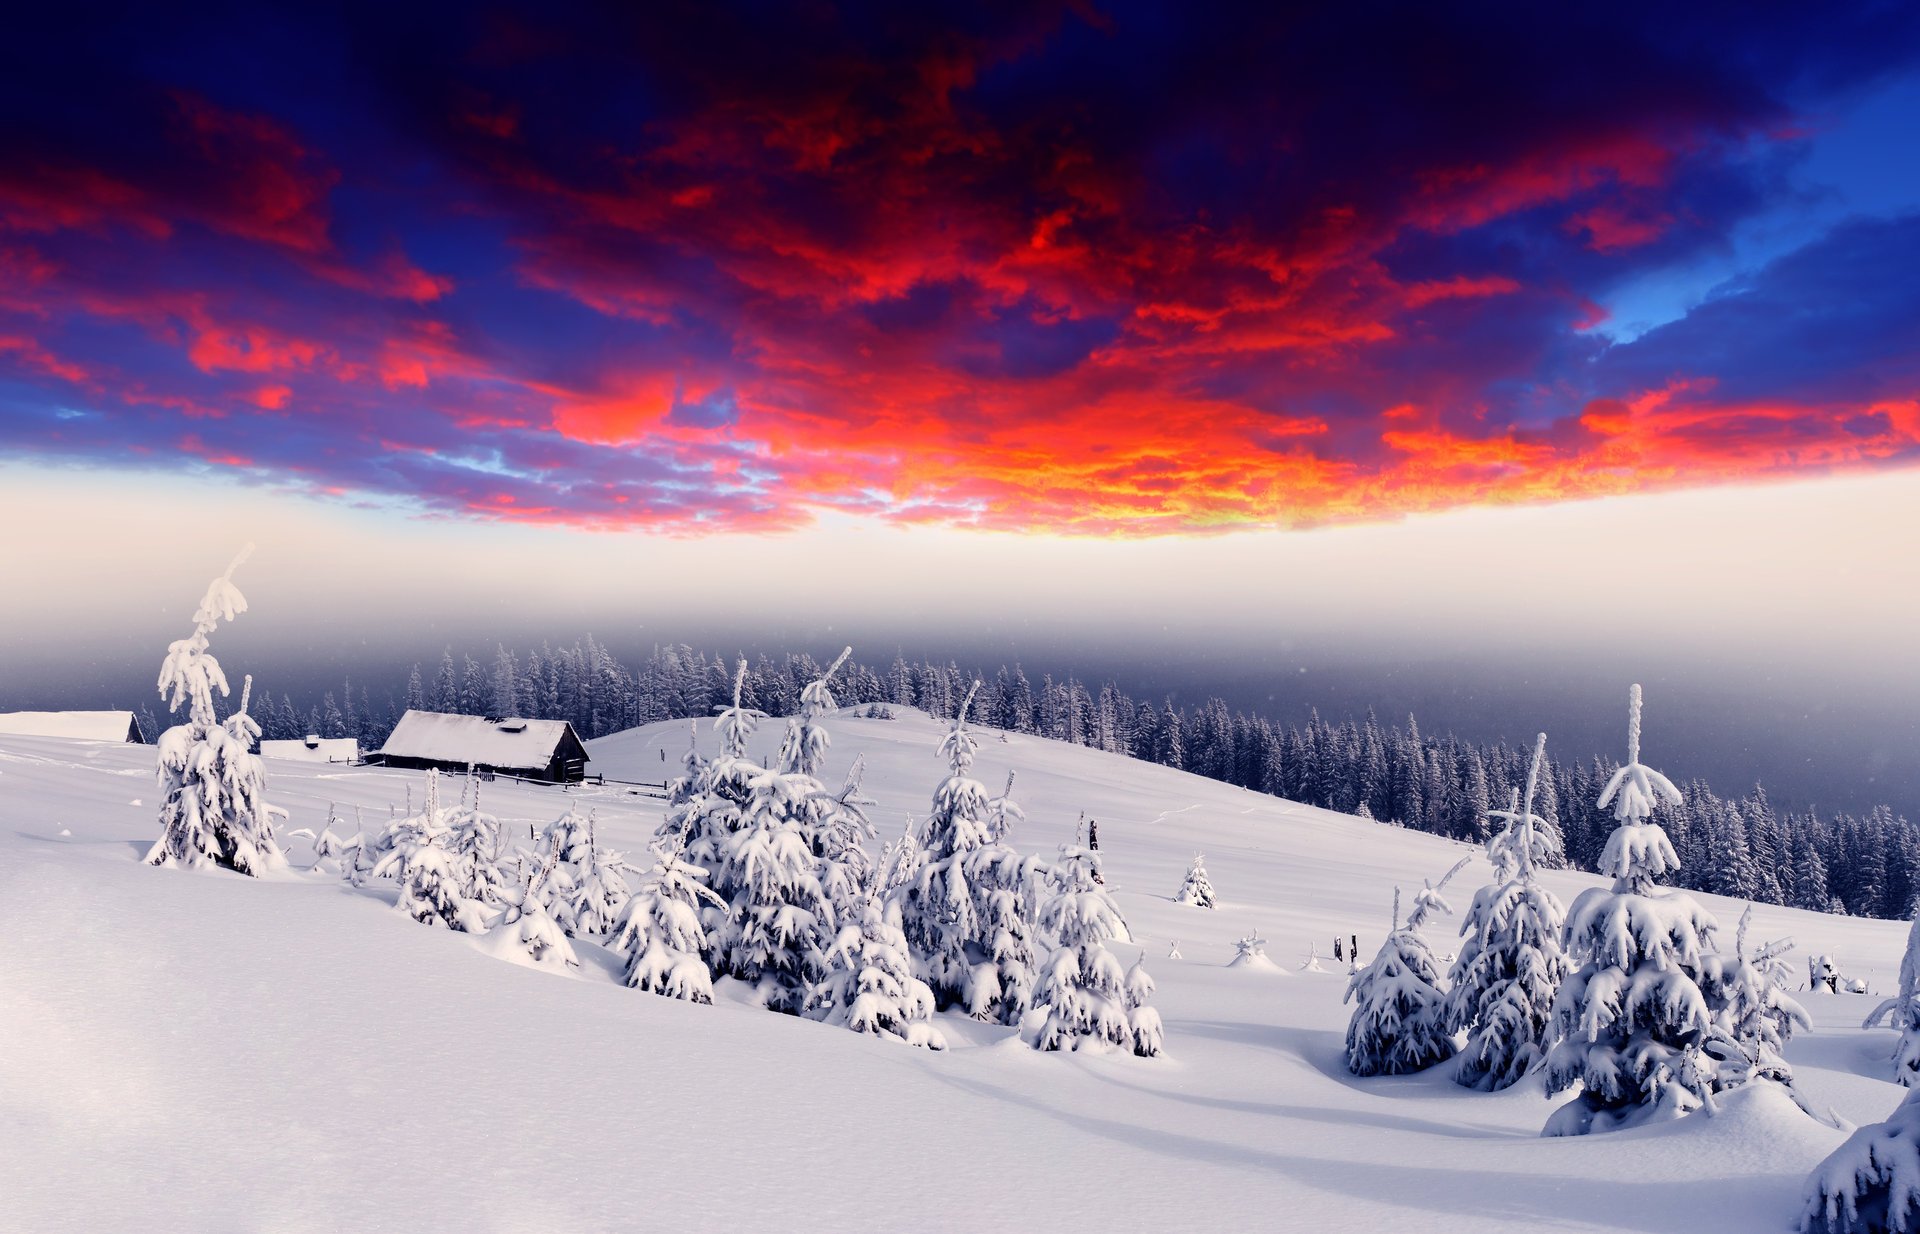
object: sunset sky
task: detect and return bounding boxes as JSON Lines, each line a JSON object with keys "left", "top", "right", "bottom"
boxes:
{"left": 3, "top": 3, "right": 1919, "bottom": 536}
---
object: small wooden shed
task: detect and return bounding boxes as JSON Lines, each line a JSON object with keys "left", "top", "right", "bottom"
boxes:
{"left": 259, "top": 736, "right": 361, "bottom": 764}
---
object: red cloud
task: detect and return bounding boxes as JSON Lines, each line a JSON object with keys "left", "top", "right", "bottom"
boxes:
{"left": 4, "top": 16, "right": 1915, "bottom": 537}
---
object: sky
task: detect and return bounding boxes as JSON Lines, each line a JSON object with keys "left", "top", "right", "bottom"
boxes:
{"left": 2, "top": 4, "right": 1919, "bottom": 809}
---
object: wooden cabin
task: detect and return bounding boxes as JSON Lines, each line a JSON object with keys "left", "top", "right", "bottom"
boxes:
{"left": 0, "top": 710, "right": 146, "bottom": 743}
{"left": 369, "top": 711, "right": 590, "bottom": 783}
{"left": 259, "top": 735, "right": 361, "bottom": 764}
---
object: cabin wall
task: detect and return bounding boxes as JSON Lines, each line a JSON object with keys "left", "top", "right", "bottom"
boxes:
{"left": 369, "top": 753, "right": 569, "bottom": 783}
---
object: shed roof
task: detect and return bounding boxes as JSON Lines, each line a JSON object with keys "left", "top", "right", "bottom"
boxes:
{"left": 376, "top": 711, "right": 584, "bottom": 772}
{"left": 0, "top": 710, "right": 143, "bottom": 742}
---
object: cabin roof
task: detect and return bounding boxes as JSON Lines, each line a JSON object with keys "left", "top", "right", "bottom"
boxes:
{"left": 0, "top": 710, "right": 142, "bottom": 742}
{"left": 375, "top": 710, "right": 585, "bottom": 772}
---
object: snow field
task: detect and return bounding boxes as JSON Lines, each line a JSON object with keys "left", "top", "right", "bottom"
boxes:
{"left": 0, "top": 706, "right": 1912, "bottom": 1233}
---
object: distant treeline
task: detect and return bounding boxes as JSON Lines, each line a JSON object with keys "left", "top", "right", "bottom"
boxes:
{"left": 192, "top": 637, "right": 1914, "bottom": 922}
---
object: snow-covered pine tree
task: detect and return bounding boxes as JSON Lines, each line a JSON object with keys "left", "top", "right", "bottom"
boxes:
{"left": 778, "top": 646, "right": 849, "bottom": 779}
{"left": 966, "top": 839, "right": 1048, "bottom": 1022}
{"left": 1344, "top": 859, "right": 1468, "bottom": 1077}
{"left": 1447, "top": 733, "right": 1569, "bottom": 1092}
{"left": 1031, "top": 845, "right": 1141, "bottom": 1055}
{"left": 372, "top": 771, "right": 489, "bottom": 932}
{"left": 534, "top": 801, "right": 630, "bottom": 936}
{"left": 612, "top": 837, "right": 723, "bottom": 1003}
{"left": 1863, "top": 908, "right": 1920, "bottom": 1087}
{"left": 544, "top": 800, "right": 594, "bottom": 870}
{"left": 1544, "top": 684, "right": 1722, "bottom": 1136}
{"left": 813, "top": 756, "right": 878, "bottom": 931}
{"left": 292, "top": 803, "right": 352, "bottom": 875}
{"left": 986, "top": 771, "right": 1024, "bottom": 843}
{"left": 447, "top": 769, "right": 513, "bottom": 911}
{"left": 665, "top": 720, "right": 705, "bottom": 823}
{"left": 1175, "top": 852, "right": 1217, "bottom": 908}
{"left": 893, "top": 682, "right": 1046, "bottom": 1024}
{"left": 1229, "top": 932, "right": 1274, "bottom": 969}
{"left": 1802, "top": 1088, "right": 1920, "bottom": 1234}
{"left": 1697, "top": 905, "right": 1810, "bottom": 1093}
{"left": 490, "top": 845, "right": 580, "bottom": 970}
{"left": 1124, "top": 954, "right": 1165, "bottom": 1057}
{"left": 691, "top": 659, "right": 840, "bottom": 1013}
{"left": 147, "top": 548, "right": 287, "bottom": 875}
{"left": 877, "top": 816, "right": 922, "bottom": 896}
{"left": 567, "top": 812, "right": 638, "bottom": 937}
{"left": 809, "top": 891, "right": 946, "bottom": 1048}
{"left": 671, "top": 661, "right": 768, "bottom": 959}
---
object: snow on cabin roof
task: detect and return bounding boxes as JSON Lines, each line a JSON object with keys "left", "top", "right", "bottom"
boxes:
{"left": 260, "top": 737, "right": 360, "bottom": 763}
{"left": 376, "top": 710, "right": 584, "bottom": 771}
{"left": 0, "top": 710, "right": 142, "bottom": 742}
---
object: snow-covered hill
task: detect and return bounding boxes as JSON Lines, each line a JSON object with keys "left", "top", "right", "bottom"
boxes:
{"left": 0, "top": 708, "right": 1907, "bottom": 1233}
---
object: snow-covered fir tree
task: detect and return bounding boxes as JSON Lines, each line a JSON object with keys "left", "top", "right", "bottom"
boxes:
{"left": 986, "top": 771, "right": 1024, "bottom": 843}
{"left": 1229, "top": 932, "right": 1273, "bottom": 968}
{"left": 489, "top": 846, "right": 580, "bottom": 970}
{"left": 1344, "top": 859, "right": 1467, "bottom": 1077}
{"left": 965, "top": 839, "right": 1049, "bottom": 1021}
{"left": 447, "top": 769, "right": 513, "bottom": 911}
{"left": 777, "top": 646, "right": 849, "bottom": 779}
{"left": 372, "top": 771, "right": 490, "bottom": 932}
{"left": 1447, "top": 733, "right": 1569, "bottom": 1092}
{"left": 146, "top": 547, "right": 287, "bottom": 875}
{"left": 894, "top": 682, "right": 1045, "bottom": 1024}
{"left": 1864, "top": 909, "right": 1920, "bottom": 1087}
{"left": 1697, "top": 905, "right": 1810, "bottom": 1093}
{"left": 672, "top": 659, "right": 844, "bottom": 1013}
{"left": 534, "top": 801, "right": 633, "bottom": 936}
{"left": 1175, "top": 852, "right": 1217, "bottom": 908}
{"left": 568, "top": 814, "right": 638, "bottom": 938}
{"left": 1544, "top": 684, "right": 1722, "bottom": 1136}
{"left": 544, "top": 800, "right": 594, "bottom": 870}
{"left": 1032, "top": 845, "right": 1152, "bottom": 1055}
{"left": 612, "top": 837, "right": 723, "bottom": 1003}
{"left": 876, "top": 816, "right": 922, "bottom": 896}
{"left": 293, "top": 803, "right": 354, "bottom": 876}
{"left": 1124, "top": 954, "right": 1165, "bottom": 1057}
{"left": 1802, "top": 1087, "right": 1920, "bottom": 1234}
{"left": 809, "top": 890, "right": 946, "bottom": 1048}
{"left": 813, "top": 757, "right": 878, "bottom": 932}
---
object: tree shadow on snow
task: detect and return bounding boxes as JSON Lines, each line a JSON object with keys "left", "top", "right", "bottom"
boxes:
{"left": 1084, "top": 1066, "right": 1520, "bottom": 1141}
{"left": 1179, "top": 1017, "right": 1495, "bottom": 1110}
{"left": 923, "top": 1069, "right": 1790, "bottom": 1233}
